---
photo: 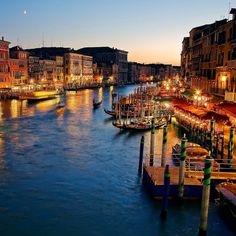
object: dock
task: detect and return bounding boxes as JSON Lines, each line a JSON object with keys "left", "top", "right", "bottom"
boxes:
{"left": 143, "top": 166, "right": 203, "bottom": 199}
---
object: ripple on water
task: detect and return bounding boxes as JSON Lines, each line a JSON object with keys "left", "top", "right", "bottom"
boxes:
{"left": 0, "top": 86, "right": 235, "bottom": 236}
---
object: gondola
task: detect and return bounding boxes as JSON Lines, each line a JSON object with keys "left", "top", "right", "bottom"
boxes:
{"left": 104, "top": 107, "right": 116, "bottom": 116}
{"left": 56, "top": 102, "right": 65, "bottom": 109}
{"left": 171, "top": 142, "right": 220, "bottom": 171}
{"left": 216, "top": 182, "right": 236, "bottom": 226}
{"left": 93, "top": 99, "right": 102, "bottom": 109}
{"left": 112, "top": 119, "right": 165, "bottom": 131}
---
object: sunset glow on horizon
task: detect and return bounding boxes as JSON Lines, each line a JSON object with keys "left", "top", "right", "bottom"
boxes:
{"left": 1, "top": 0, "right": 235, "bottom": 66}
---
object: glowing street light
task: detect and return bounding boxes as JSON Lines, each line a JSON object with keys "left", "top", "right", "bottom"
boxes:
{"left": 196, "top": 89, "right": 201, "bottom": 95}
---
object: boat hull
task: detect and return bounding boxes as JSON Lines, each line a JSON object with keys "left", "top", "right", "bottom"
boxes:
{"left": 112, "top": 120, "right": 165, "bottom": 131}
{"left": 93, "top": 100, "right": 102, "bottom": 108}
{"left": 20, "top": 90, "right": 60, "bottom": 103}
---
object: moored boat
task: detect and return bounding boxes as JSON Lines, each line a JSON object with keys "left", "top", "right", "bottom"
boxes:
{"left": 20, "top": 90, "right": 60, "bottom": 102}
{"left": 112, "top": 118, "right": 165, "bottom": 131}
{"left": 93, "top": 99, "right": 102, "bottom": 108}
{"left": 171, "top": 142, "right": 220, "bottom": 170}
{"left": 104, "top": 108, "right": 116, "bottom": 117}
{"left": 216, "top": 182, "right": 236, "bottom": 225}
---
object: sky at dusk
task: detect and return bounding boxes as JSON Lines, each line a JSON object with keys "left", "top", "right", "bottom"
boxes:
{"left": 0, "top": 0, "right": 235, "bottom": 65}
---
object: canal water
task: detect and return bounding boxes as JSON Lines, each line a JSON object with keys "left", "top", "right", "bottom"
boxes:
{"left": 0, "top": 85, "right": 234, "bottom": 236}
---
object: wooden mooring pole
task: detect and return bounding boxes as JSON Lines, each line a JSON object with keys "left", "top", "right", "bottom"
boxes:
{"left": 220, "top": 134, "right": 224, "bottom": 160}
{"left": 160, "top": 164, "right": 170, "bottom": 219}
{"left": 178, "top": 134, "right": 187, "bottom": 199}
{"left": 138, "top": 136, "right": 145, "bottom": 173}
{"left": 150, "top": 119, "right": 155, "bottom": 167}
{"left": 227, "top": 127, "right": 234, "bottom": 167}
{"left": 210, "top": 117, "right": 215, "bottom": 155}
{"left": 161, "top": 125, "right": 167, "bottom": 167}
{"left": 199, "top": 157, "right": 212, "bottom": 236}
{"left": 215, "top": 134, "right": 219, "bottom": 159}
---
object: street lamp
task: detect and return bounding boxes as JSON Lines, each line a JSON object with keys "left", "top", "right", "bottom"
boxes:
{"left": 194, "top": 89, "right": 202, "bottom": 107}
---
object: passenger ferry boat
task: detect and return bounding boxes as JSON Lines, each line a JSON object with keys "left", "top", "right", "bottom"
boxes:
{"left": 20, "top": 90, "right": 60, "bottom": 102}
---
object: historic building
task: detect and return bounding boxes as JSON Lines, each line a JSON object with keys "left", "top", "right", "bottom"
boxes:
{"left": 28, "top": 56, "right": 40, "bottom": 82}
{"left": 28, "top": 56, "right": 57, "bottom": 87}
{"left": 181, "top": 8, "right": 236, "bottom": 100}
{"left": 27, "top": 47, "right": 93, "bottom": 86}
{"left": 128, "top": 62, "right": 179, "bottom": 83}
{"left": 53, "top": 56, "right": 64, "bottom": 87}
{"left": 64, "top": 52, "right": 93, "bottom": 85}
{"left": 77, "top": 47, "right": 128, "bottom": 84}
{"left": 0, "top": 37, "right": 10, "bottom": 88}
{"left": 39, "top": 59, "right": 56, "bottom": 86}
{"left": 9, "top": 46, "right": 29, "bottom": 86}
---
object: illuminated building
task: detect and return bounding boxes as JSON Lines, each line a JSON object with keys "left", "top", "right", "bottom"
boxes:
{"left": 0, "top": 37, "right": 10, "bottom": 88}
{"left": 64, "top": 53, "right": 93, "bottom": 85}
{"left": 9, "top": 46, "right": 29, "bottom": 86}
{"left": 181, "top": 8, "right": 236, "bottom": 100}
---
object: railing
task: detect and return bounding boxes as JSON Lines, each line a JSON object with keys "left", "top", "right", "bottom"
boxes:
{"left": 144, "top": 153, "right": 236, "bottom": 180}
{"left": 225, "top": 91, "right": 236, "bottom": 102}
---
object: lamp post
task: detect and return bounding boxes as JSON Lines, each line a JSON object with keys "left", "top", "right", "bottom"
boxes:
{"left": 194, "top": 90, "right": 202, "bottom": 107}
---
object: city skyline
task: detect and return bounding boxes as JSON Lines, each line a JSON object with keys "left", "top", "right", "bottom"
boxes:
{"left": 0, "top": 0, "right": 235, "bottom": 65}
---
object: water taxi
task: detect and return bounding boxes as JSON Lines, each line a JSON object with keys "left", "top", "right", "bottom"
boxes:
{"left": 20, "top": 90, "right": 60, "bottom": 102}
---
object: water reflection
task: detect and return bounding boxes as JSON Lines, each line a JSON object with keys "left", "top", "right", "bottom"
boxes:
{"left": 0, "top": 133, "right": 6, "bottom": 169}
{"left": 0, "top": 85, "right": 234, "bottom": 236}
{"left": 34, "top": 97, "right": 59, "bottom": 113}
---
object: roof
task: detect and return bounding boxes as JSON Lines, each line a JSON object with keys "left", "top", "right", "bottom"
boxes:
{"left": 10, "top": 46, "right": 25, "bottom": 51}
{"left": 26, "top": 47, "right": 71, "bottom": 58}
{"left": 230, "top": 8, "right": 236, "bottom": 14}
{"left": 215, "top": 102, "right": 236, "bottom": 118}
{"left": 173, "top": 98, "right": 229, "bottom": 122}
{"left": 77, "top": 47, "right": 128, "bottom": 56}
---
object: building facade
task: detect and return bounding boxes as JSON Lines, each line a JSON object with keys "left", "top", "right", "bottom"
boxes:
{"left": 127, "top": 62, "right": 179, "bottom": 83}
{"left": 0, "top": 37, "right": 10, "bottom": 88}
{"left": 77, "top": 47, "right": 128, "bottom": 84}
{"left": 9, "top": 46, "right": 28, "bottom": 86}
{"left": 64, "top": 53, "right": 93, "bottom": 85}
{"left": 181, "top": 8, "right": 236, "bottom": 98}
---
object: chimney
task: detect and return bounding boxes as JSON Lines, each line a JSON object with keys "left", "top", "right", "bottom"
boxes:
{"left": 1, "top": 36, "right": 4, "bottom": 41}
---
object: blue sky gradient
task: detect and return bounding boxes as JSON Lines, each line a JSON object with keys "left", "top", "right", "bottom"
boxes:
{"left": 0, "top": 0, "right": 234, "bottom": 65}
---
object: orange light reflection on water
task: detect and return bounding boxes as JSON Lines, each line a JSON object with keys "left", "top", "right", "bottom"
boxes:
{"left": 35, "top": 98, "right": 60, "bottom": 113}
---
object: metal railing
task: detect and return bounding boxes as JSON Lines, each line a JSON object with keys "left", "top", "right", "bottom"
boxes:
{"left": 144, "top": 153, "right": 236, "bottom": 180}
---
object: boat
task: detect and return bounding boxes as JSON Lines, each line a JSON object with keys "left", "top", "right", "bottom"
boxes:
{"left": 56, "top": 100, "right": 65, "bottom": 110}
{"left": 171, "top": 142, "right": 220, "bottom": 170}
{"left": 104, "top": 108, "right": 116, "bottom": 117}
{"left": 93, "top": 99, "right": 102, "bottom": 109}
{"left": 20, "top": 90, "right": 60, "bottom": 102}
{"left": 216, "top": 182, "right": 236, "bottom": 225}
{"left": 112, "top": 118, "right": 165, "bottom": 131}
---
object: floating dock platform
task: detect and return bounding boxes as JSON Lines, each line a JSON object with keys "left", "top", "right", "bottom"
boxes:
{"left": 143, "top": 166, "right": 203, "bottom": 199}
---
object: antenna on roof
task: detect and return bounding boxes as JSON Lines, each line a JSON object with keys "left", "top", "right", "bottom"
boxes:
{"left": 228, "top": 1, "right": 231, "bottom": 20}
{"left": 42, "top": 32, "right": 45, "bottom": 48}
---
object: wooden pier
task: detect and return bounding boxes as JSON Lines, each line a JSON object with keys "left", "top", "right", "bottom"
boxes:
{"left": 143, "top": 160, "right": 236, "bottom": 199}
{"left": 143, "top": 166, "right": 203, "bottom": 199}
